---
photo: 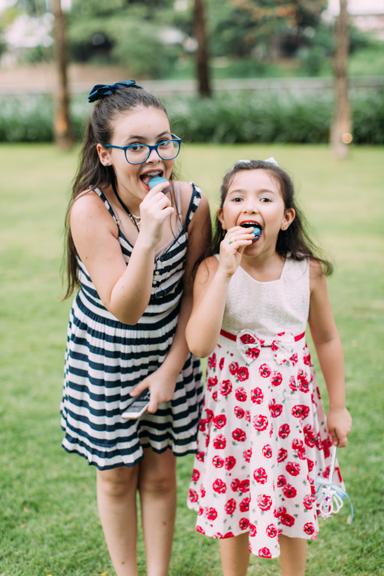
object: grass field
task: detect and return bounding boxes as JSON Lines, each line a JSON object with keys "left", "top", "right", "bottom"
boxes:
{"left": 0, "top": 143, "right": 383, "bottom": 576}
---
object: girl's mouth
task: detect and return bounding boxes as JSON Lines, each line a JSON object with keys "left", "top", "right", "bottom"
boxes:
{"left": 240, "top": 221, "right": 263, "bottom": 241}
{"left": 140, "top": 170, "right": 164, "bottom": 189}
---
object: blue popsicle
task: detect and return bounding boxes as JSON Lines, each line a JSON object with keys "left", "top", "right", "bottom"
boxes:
{"left": 149, "top": 176, "right": 169, "bottom": 189}
{"left": 240, "top": 222, "right": 262, "bottom": 241}
{"left": 252, "top": 225, "right": 262, "bottom": 240}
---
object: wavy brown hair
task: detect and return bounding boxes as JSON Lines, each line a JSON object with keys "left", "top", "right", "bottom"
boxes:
{"left": 211, "top": 159, "right": 333, "bottom": 275}
{"left": 63, "top": 86, "right": 168, "bottom": 299}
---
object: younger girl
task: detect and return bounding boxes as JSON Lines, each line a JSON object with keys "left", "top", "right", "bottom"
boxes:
{"left": 186, "top": 159, "right": 351, "bottom": 576}
{"left": 61, "top": 80, "right": 210, "bottom": 576}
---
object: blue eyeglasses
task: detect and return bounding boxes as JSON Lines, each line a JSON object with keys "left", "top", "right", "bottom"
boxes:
{"left": 104, "top": 135, "right": 182, "bottom": 165}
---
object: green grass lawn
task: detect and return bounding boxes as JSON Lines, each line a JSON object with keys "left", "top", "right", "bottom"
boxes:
{"left": 0, "top": 143, "right": 383, "bottom": 575}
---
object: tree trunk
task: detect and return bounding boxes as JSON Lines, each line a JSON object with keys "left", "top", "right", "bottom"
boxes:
{"left": 52, "top": 0, "right": 74, "bottom": 149}
{"left": 330, "top": 0, "right": 352, "bottom": 159}
{"left": 194, "top": 0, "right": 212, "bottom": 98}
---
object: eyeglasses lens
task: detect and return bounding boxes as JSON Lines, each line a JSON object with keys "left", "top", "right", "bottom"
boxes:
{"left": 125, "top": 140, "right": 180, "bottom": 165}
{"left": 158, "top": 140, "right": 180, "bottom": 160}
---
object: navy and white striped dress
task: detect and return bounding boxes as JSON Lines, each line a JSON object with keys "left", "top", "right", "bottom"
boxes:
{"left": 61, "top": 184, "right": 203, "bottom": 470}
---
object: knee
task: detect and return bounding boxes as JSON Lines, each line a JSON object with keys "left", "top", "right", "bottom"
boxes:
{"left": 139, "top": 468, "right": 176, "bottom": 496}
{"left": 97, "top": 467, "right": 138, "bottom": 499}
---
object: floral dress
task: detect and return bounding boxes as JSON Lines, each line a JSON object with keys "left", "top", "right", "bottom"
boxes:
{"left": 187, "top": 257, "right": 344, "bottom": 559}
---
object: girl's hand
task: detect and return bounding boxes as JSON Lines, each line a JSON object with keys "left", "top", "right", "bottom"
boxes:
{"left": 218, "top": 226, "right": 254, "bottom": 276}
{"left": 327, "top": 407, "right": 352, "bottom": 447}
{"left": 138, "top": 181, "right": 174, "bottom": 247}
{"left": 130, "top": 367, "right": 176, "bottom": 414}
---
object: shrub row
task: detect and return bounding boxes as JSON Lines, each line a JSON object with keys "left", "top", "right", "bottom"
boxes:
{"left": 0, "top": 90, "right": 383, "bottom": 144}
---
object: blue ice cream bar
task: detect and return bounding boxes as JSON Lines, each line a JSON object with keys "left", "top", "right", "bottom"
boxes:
{"left": 240, "top": 222, "right": 262, "bottom": 241}
{"left": 149, "top": 176, "right": 169, "bottom": 189}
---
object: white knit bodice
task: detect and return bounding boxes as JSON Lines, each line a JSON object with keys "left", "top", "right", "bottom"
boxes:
{"left": 221, "top": 257, "right": 310, "bottom": 340}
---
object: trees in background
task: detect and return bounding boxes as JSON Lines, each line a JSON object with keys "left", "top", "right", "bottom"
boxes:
{"left": 4, "top": 0, "right": 380, "bottom": 82}
{"left": 68, "top": 0, "right": 180, "bottom": 79}
{"left": 194, "top": 0, "right": 212, "bottom": 97}
{"left": 52, "top": 0, "right": 74, "bottom": 149}
{"left": 13, "top": 0, "right": 73, "bottom": 147}
{"left": 331, "top": 0, "right": 352, "bottom": 158}
{"left": 207, "top": 0, "right": 326, "bottom": 65}
{"left": 3, "top": 0, "right": 336, "bottom": 78}
{"left": 2, "top": 0, "right": 382, "bottom": 151}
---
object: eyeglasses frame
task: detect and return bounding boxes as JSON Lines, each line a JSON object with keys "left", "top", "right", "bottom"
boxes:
{"left": 104, "top": 134, "right": 182, "bottom": 165}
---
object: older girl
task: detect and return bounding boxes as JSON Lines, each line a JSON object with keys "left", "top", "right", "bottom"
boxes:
{"left": 61, "top": 81, "right": 210, "bottom": 576}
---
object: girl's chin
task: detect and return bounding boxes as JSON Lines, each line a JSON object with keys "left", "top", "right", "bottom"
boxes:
{"left": 245, "top": 239, "right": 262, "bottom": 252}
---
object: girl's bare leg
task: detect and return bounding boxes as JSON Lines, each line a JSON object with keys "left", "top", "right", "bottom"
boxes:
{"left": 219, "top": 533, "right": 250, "bottom": 576}
{"left": 279, "top": 536, "right": 307, "bottom": 576}
{"left": 97, "top": 466, "right": 139, "bottom": 576}
{"left": 138, "top": 448, "right": 177, "bottom": 576}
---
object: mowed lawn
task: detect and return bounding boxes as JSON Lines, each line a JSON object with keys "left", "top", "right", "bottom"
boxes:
{"left": 0, "top": 143, "right": 383, "bottom": 576}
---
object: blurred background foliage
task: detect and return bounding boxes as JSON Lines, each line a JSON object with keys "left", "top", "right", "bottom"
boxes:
{"left": 1, "top": 0, "right": 383, "bottom": 78}
{"left": 0, "top": 0, "right": 383, "bottom": 144}
{"left": 1, "top": 89, "right": 382, "bottom": 144}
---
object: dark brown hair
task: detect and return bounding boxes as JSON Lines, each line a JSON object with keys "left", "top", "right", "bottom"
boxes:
{"left": 211, "top": 159, "right": 332, "bottom": 274}
{"left": 63, "top": 86, "right": 168, "bottom": 298}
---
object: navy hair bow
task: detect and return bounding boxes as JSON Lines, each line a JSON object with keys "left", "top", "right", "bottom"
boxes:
{"left": 88, "top": 80, "right": 142, "bottom": 103}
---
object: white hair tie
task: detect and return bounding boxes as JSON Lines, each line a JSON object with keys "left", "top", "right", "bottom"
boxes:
{"left": 264, "top": 156, "right": 279, "bottom": 166}
{"left": 234, "top": 157, "right": 279, "bottom": 167}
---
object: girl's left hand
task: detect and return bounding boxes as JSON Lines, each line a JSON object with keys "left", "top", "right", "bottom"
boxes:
{"left": 130, "top": 368, "right": 176, "bottom": 414}
{"left": 327, "top": 407, "right": 352, "bottom": 447}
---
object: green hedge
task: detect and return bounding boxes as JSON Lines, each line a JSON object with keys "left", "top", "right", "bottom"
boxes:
{"left": 0, "top": 91, "right": 383, "bottom": 144}
{"left": 166, "top": 94, "right": 331, "bottom": 143}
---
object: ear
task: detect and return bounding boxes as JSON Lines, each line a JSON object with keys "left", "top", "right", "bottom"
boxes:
{"left": 96, "top": 143, "right": 112, "bottom": 166}
{"left": 217, "top": 208, "right": 226, "bottom": 230}
{"left": 281, "top": 208, "right": 296, "bottom": 231}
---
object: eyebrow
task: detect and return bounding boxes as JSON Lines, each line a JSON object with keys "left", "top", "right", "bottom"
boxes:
{"left": 228, "top": 188, "right": 276, "bottom": 195}
{"left": 124, "top": 131, "right": 172, "bottom": 142}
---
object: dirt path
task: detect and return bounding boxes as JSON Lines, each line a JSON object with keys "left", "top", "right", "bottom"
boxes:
{"left": 1, "top": 64, "right": 382, "bottom": 96}
{"left": 0, "top": 63, "right": 134, "bottom": 93}
{"left": 0, "top": 63, "right": 201, "bottom": 96}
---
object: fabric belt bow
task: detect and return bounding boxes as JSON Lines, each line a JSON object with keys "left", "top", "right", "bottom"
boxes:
{"left": 220, "top": 329, "right": 304, "bottom": 367}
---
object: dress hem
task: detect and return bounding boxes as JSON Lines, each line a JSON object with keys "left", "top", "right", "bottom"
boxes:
{"left": 62, "top": 441, "right": 197, "bottom": 471}
{"left": 187, "top": 502, "right": 318, "bottom": 560}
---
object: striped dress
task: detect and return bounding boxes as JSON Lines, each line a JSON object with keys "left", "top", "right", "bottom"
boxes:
{"left": 61, "top": 184, "right": 203, "bottom": 470}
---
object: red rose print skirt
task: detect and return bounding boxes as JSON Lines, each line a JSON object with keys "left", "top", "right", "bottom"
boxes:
{"left": 187, "top": 331, "right": 344, "bottom": 559}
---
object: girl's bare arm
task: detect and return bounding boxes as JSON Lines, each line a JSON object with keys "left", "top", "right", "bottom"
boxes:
{"left": 70, "top": 186, "right": 173, "bottom": 324}
{"left": 186, "top": 225, "right": 253, "bottom": 358}
{"left": 131, "top": 185, "right": 212, "bottom": 412}
{"left": 185, "top": 256, "right": 231, "bottom": 358}
{"left": 159, "top": 190, "right": 211, "bottom": 376}
{"left": 309, "top": 260, "right": 352, "bottom": 446}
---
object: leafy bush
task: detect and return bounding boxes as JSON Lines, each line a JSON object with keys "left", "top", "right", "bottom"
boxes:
{"left": 20, "top": 44, "right": 53, "bottom": 64}
{"left": 68, "top": 14, "right": 181, "bottom": 78}
{"left": 352, "top": 93, "right": 384, "bottom": 145}
{"left": 0, "top": 94, "right": 54, "bottom": 142}
{"left": 0, "top": 90, "right": 382, "bottom": 144}
{"left": 110, "top": 19, "right": 179, "bottom": 79}
{"left": 166, "top": 92, "right": 370, "bottom": 145}
{"left": 0, "top": 29, "right": 6, "bottom": 60}
{"left": 349, "top": 44, "right": 384, "bottom": 77}
{"left": 297, "top": 23, "right": 334, "bottom": 76}
{"left": 68, "top": 17, "right": 115, "bottom": 63}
